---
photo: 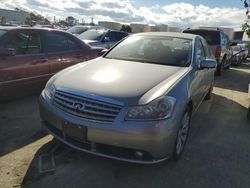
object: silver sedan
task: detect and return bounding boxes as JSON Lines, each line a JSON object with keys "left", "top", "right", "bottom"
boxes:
{"left": 39, "top": 32, "right": 217, "bottom": 163}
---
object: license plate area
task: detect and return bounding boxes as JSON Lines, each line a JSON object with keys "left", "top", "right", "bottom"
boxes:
{"left": 62, "top": 121, "right": 87, "bottom": 142}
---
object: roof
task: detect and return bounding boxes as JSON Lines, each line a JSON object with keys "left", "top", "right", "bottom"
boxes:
{"left": 183, "top": 28, "right": 222, "bottom": 32}
{"left": 132, "top": 32, "right": 197, "bottom": 40}
{"left": 0, "top": 26, "right": 66, "bottom": 33}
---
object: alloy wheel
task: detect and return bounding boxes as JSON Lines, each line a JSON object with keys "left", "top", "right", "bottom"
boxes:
{"left": 175, "top": 111, "right": 190, "bottom": 156}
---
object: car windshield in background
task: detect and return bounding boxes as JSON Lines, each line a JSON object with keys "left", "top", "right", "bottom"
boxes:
{"left": 67, "top": 26, "right": 88, "bottom": 34}
{"left": 184, "top": 30, "right": 220, "bottom": 45}
{"left": 232, "top": 46, "right": 241, "bottom": 52}
{"left": 105, "top": 36, "right": 192, "bottom": 67}
{"left": 0, "top": 29, "right": 7, "bottom": 37}
{"left": 78, "top": 30, "right": 106, "bottom": 40}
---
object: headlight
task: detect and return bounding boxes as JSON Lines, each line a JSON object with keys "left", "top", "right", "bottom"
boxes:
{"left": 125, "top": 96, "right": 176, "bottom": 120}
{"left": 44, "top": 82, "right": 56, "bottom": 100}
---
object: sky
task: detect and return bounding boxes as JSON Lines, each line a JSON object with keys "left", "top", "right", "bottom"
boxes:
{"left": 0, "top": 0, "right": 247, "bottom": 28}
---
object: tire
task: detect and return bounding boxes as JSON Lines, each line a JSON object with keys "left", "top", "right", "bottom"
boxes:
{"left": 204, "top": 86, "right": 213, "bottom": 100}
{"left": 173, "top": 109, "right": 191, "bottom": 160}
{"left": 216, "top": 63, "right": 222, "bottom": 76}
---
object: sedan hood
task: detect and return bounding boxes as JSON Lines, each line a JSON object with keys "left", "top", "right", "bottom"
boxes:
{"left": 53, "top": 58, "right": 190, "bottom": 105}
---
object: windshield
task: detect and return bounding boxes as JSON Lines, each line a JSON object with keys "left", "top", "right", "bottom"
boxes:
{"left": 67, "top": 26, "right": 89, "bottom": 34}
{"left": 105, "top": 36, "right": 192, "bottom": 67}
{"left": 78, "top": 30, "right": 106, "bottom": 41}
{"left": 0, "top": 29, "right": 7, "bottom": 37}
{"left": 184, "top": 30, "right": 220, "bottom": 45}
{"left": 232, "top": 46, "right": 241, "bottom": 52}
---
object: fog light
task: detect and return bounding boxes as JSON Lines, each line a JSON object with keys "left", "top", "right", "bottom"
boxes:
{"left": 135, "top": 151, "right": 144, "bottom": 158}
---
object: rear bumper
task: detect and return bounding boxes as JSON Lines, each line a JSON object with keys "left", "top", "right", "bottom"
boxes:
{"left": 39, "top": 91, "right": 181, "bottom": 164}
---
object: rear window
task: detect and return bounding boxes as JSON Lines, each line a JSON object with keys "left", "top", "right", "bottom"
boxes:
{"left": 184, "top": 30, "right": 220, "bottom": 45}
{"left": 67, "top": 26, "right": 88, "bottom": 34}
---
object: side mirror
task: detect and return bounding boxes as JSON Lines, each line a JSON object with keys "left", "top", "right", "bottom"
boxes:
{"left": 99, "top": 49, "right": 108, "bottom": 56}
{"left": 200, "top": 59, "right": 217, "bottom": 69}
{"left": 0, "top": 48, "right": 16, "bottom": 56}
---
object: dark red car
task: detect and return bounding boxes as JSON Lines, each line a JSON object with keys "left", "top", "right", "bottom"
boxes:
{"left": 0, "top": 27, "right": 105, "bottom": 101}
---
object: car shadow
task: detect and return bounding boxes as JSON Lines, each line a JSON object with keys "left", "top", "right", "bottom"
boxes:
{"left": 214, "top": 64, "right": 250, "bottom": 93}
{"left": 21, "top": 94, "right": 250, "bottom": 188}
{"left": 0, "top": 95, "right": 48, "bottom": 157}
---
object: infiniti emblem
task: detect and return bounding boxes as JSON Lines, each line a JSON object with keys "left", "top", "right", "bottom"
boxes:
{"left": 73, "top": 102, "right": 85, "bottom": 111}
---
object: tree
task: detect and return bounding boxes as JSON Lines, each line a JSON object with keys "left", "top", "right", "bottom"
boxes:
{"left": 25, "top": 12, "right": 50, "bottom": 26}
{"left": 120, "top": 25, "right": 132, "bottom": 33}
{"left": 58, "top": 20, "right": 68, "bottom": 26}
{"left": 242, "top": 0, "right": 250, "bottom": 34}
{"left": 66, "top": 16, "right": 77, "bottom": 26}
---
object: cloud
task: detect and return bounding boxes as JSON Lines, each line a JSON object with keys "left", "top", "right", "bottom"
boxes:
{"left": 0, "top": 0, "right": 246, "bottom": 28}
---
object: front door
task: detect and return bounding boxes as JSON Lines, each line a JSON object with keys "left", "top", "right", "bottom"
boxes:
{"left": 0, "top": 30, "right": 49, "bottom": 97}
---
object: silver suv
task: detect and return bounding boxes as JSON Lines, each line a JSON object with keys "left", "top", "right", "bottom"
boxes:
{"left": 183, "top": 28, "right": 232, "bottom": 75}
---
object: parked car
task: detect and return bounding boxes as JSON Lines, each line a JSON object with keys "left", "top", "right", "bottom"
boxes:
{"left": 39, "top": 32, "right": 217, "bottom": 163}
{"left": 231, "top": 45, "right": 244, "bottom": 65}
{"left": 78, "top": 29, "right": 129, "bottom": 49}
{"left": 183, "top": 28, "right": 232, "bottom": 75}
{"left": 0, "top": 27, "right": 105, "bottom": 101}
{"left": 66, "top": 25, "right": 103, "bottom": 36}
{"left": 237, "top": 43, "right": 249, "bottom": 61}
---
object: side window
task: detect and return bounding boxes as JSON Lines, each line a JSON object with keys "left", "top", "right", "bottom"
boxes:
{"left": 115, "top": 32, "right": 128, "bottom": 41}
{"left": 221, "top": 32, "right": 227, "bottom": 45}
{"left": 196, "top": 39, "right": 206, "bottom": 60}
{"left": 68, "top": 38, "right": 81, "bottom": 50}
{"left": 44, "top": 32, "right": 81, "bottom": 53}
{"left": 201, "top": 39, "right": 210, "bottom": 57}
{"left": 105, "top": 32, "right": 117, "bottom": 42}
{"left": 5, "top": 32, "right": 41, "bottom": 55}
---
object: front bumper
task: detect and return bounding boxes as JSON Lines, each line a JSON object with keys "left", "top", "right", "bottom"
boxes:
{"left": 39, "top": 91, "right": 181, "bottom": 164}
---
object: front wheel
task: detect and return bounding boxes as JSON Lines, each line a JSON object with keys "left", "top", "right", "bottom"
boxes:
{"left": 173, "top": 109, "right": 191, "bottom": 160}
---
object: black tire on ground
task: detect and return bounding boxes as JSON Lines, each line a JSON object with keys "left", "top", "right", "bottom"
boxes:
{"left": 172, "top": 108, "right": 191, "bottom": 160}
{"left": 224, "top": 59, "right": 230, "bottom": 69}
{"left": 204, "top": 86, "right": 213, "bottom": 100}
{"left": 216, "top": 63, "right": 222, "bottom": 76}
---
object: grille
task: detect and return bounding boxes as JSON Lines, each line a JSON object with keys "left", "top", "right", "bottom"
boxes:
{"left": 54, "top": 90, "right": 121, "bottom": 122}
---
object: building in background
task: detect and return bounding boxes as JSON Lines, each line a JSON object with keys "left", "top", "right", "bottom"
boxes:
{"left": 198, "top": 26, "right": 234, "bottom": 40}
{"left": 130, "top": 23, "right": 150, "bottom": 33}
{"left": 168, "top": 26, "right": 181, "bottom": 32}
{"left": 0, "top": 8, "right": 29, "bottom": 25}
{"left": 98, "top": 21, "right": 121, "bottom": 30}
{"left": 233, "top": 28, "right": 244, "bottom": 41}
{"left": 150, "top": 24, "right": 168, "bottom": 32}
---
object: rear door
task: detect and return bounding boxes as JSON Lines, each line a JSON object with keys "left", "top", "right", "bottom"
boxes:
{"left": 0, "top": 29, "right": 49, "bottom": 85}
{"left": 43, "top": 31, "right": 91, "bottom": 73}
